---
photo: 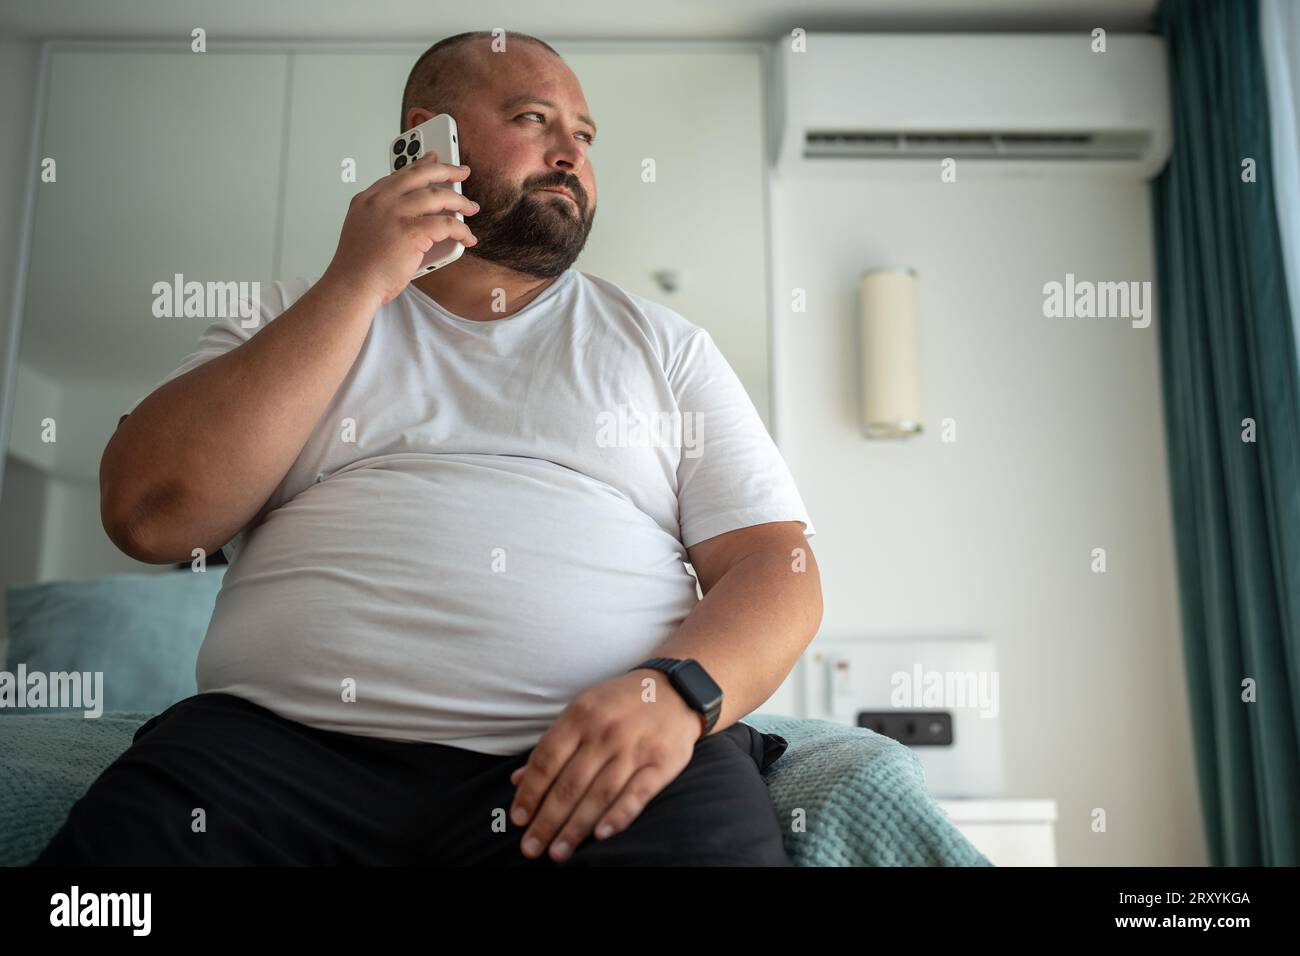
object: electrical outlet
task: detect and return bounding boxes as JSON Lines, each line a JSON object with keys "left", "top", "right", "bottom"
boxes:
{"left": 857, "top": 710, "right": 954, "bottom": 746}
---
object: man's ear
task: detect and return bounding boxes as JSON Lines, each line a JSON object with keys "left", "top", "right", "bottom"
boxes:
{"left": 117, "top": 414, "right": 129, "bottom": 429}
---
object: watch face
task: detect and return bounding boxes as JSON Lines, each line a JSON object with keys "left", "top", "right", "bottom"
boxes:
{"left": 676, "top": 660, "right": 722, "bottom": 708}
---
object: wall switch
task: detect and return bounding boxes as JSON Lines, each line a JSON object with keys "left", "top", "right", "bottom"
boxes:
{"left": 857, "top": 710, "right": 954, "bottom": 746}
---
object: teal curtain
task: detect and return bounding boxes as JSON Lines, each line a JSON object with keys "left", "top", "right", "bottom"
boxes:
{"left": 1154, "top": 0, "right": 1300, "bottom": 865}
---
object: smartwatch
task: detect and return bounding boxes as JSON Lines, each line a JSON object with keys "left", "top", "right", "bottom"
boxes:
{"left": 629, "top": 657, "right": 723, "bottom": 738}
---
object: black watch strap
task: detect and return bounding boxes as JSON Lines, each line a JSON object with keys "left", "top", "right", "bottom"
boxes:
{"left": 629, "top": 657, "right": 723, "bottom": 737}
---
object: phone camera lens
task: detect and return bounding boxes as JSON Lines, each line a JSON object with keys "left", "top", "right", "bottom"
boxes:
{"left": 394, "top": 154, "right": 408, "bottom": 169}
{"left": 392, "top": 139, "right": 406, "bottom": 156}
{"left": 406, "top": 140, "right": 420, "bottom": 156}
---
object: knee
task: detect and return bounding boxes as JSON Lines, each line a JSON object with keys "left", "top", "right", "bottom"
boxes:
{"left": 680, "top": 819, "right": 792, "bottom": 866}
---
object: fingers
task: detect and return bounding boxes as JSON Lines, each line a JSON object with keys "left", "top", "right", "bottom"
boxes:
{"left": 588, "top": 765, "right": 662, "bottom": 843}
{"left": 509, "top": 733, "right": 580, "bottom": 829}
{"left": 392, "top": 151, "right": 471, "bottom": 194}
{"left": 410, "top": 214, "right": 477, "bottom": 247}
{"left": 542, "top": 760, "right": 646, "bottom": 862}
{"left": 393, "top": 184, "right": 479, "bottom": 221}
{"left": 517, "top": 750, "right": 620, "bottom": 862}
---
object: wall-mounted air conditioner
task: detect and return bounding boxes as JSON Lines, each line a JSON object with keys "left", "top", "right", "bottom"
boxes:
{"left": 770, "top": 33, "right": 1172, "bottom": 180}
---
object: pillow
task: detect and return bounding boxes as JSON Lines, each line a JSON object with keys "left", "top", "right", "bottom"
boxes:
{"left": 2, "top": 568, "right": 226, "bottom": 716}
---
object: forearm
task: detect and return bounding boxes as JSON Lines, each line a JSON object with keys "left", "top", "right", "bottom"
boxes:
{"left": 647, "top": 548, "right": 823, "bottom": 735}
{"left": 101, "top": 274, "right": 381, "bottom": 562}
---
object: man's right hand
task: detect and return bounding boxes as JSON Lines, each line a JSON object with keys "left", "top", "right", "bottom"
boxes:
{"left": 324, "top": 150, "right": 479, "bottom": 307}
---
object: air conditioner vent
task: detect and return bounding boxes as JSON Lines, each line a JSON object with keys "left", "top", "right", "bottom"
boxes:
{"left": 803, "top": 130, "right": 1152, "bottom": 161}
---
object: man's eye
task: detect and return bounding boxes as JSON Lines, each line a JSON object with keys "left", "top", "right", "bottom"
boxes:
{"left": 520, "top": 112, "right": 595, "bottom": 145}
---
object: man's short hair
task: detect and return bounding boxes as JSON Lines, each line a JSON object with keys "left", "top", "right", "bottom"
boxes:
{"left": 400, "top": 31, "right": 561, "bottom": 132}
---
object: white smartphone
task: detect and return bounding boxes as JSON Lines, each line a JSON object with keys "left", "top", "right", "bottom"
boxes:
{"left": 389, "top": 113, "right": 464, "bottom": 278}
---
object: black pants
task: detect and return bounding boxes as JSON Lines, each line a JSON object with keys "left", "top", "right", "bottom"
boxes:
{"left": 32, "top": 692, "right": 793, "bottom": 866}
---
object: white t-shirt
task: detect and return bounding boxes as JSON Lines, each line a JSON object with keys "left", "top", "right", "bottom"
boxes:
{"left": 130, "top": 268, "right": 815, "bottom": 755}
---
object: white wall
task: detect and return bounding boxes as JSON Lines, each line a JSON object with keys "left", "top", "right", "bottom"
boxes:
{"left": 766, "top": 170, "right": 1204, "bottom": 866}
{"left": 6, "top": 361, "right": 57, "bottom": 470}
{"left": 40, "top": 474, "right": 147, "bottom": 581}
{"left": 3, "top": 364, "right": 160, "bottom": 581}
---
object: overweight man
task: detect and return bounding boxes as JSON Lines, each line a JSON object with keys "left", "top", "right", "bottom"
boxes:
{"left": 35, "top": 30, "right": 820, "bottom": 867}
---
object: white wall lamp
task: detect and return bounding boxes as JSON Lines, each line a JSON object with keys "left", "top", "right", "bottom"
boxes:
{"left": 859, "top": 267, "right": 923, "bottom": 439}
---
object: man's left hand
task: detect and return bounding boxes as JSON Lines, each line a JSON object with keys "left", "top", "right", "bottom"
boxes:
{"left": 508, "top": 667, "right": 705, "bottom": 862}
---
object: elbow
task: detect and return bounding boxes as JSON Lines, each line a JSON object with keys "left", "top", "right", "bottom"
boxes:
{"left": 99, "top": 424, "right": 194, "bottom": 564}
{"left": 100, "top": 477, "right": 189, "bottom": 565}
{"left": 103, "top": 521, "right": 153, "bottom": 564}
{"left": 101, "top": 493, "right": 167, "bottom": 564}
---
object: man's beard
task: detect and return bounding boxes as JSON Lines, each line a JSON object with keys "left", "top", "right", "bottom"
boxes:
{"left": 456, "top": 151, "right": 595, "bottom": 278}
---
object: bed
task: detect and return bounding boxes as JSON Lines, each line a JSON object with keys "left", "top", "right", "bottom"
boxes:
{"left": 0, "top": 569, "right": 991, "bottom": 867}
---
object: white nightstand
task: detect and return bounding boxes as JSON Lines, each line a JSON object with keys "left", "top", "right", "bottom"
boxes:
{"left": 935, "top": 799, "right": 1058, "bottom": 866}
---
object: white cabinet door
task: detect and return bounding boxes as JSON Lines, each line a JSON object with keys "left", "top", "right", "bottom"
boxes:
{"left": 25, "top": 50, "right": 289, "bottom": 391}
{"left": 279, "top": 48, "right": 772, "bottom": 425}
